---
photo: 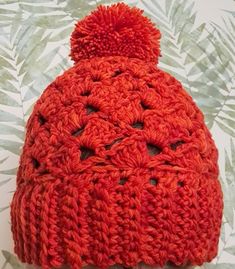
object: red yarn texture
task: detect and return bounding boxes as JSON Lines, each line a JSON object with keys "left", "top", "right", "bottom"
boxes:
{"left": 10, "top": 55, "right": 223, "bottom": 269}
{"left": 70, "top": 3, "right": 161, "bottom": 64}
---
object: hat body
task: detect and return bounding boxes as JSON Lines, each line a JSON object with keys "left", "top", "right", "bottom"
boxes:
{"left": 10, "top": 55, "right": 223, "bottom": 269}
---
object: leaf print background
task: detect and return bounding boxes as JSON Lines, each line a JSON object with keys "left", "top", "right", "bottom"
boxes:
{"left": 0, "top": 0, "right": 235, "bottom": 268}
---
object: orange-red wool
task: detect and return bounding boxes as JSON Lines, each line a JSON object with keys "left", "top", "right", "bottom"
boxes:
{"left": 10, "top": 3, "right": 223, "bottom": 269}
{"left": 70, "top": 3, "right": 161, "bottom": 64}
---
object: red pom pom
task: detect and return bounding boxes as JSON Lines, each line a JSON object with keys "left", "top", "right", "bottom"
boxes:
{"left": 70, "top": 2, "right": 161, "bottom": 64}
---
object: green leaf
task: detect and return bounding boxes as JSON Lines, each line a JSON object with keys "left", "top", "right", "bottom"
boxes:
{"left": 210, "top": 22, "right": 235, "bottom": 61}
{"left": 212, "top": 265, "right": 235, "bottom": 269}
{"left": 0, "top": 79, "right": 19, "bottom": 94}
{"left": 0, "top": 167, "right": 18, "bottom": 175}
{"left": 225, "top": 232, "right": 235, "bottom": 255}
{"left": 0, "top": 178, "right": 12, "bottom": 187}
{"left": 1, "top": 250, "right": 24, "bottom": 269}
{"left": 220, "top": 221, "right": 226, "bottom": 243}
{"left": 165, "top": 0, "right": 173, "bottom": 16}
{"left": 0, "top": 156, "right": 9, "bottom": 165}
{"left": 216, "top": 117, "right": 235, "bottom": 136}
{"left": 0, "top": 110, "right": 24, "bottom": 124}
{"left": 18, "top": 3, "right": 60, "bottom": 13}
{"left": 0, "top": 92, "right": 21, "bottom": 107}
{"left": 0, "top": 139, "right": 23, "bottom": 155}
{"left": 49, "top": 27, "right": 73, "bottom": 42}
{"left": 161, "top": 53, "right": 183, "bottom": 68}
{"left": 216, "top": 120, "right": 235, "bottom": 138}
{"left": 0, "top": 124, "right": 24, "bottom": 140}
{"left": 191, "top": 91, "right": 222, "bottom": 108}
{"left": 220, "top": 139, "right": 235, "bottom": 227}
{"left": 35, "top": 15, "right": 73, "bottom": 29}
{"left": 0, "top": 206, "right": 9, "bottom": 213}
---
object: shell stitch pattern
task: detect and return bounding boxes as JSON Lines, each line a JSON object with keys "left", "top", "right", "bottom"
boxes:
{"left": 10, "top": 3, "right": 223, "bottom": 269}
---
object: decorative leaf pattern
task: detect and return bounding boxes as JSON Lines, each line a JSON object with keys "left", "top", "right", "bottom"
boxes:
{"left": 0, "top": 0, "right": 234, "bottom": 268}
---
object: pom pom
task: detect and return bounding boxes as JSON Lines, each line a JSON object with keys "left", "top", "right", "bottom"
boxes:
{"left": 70, "top": 2, "right": 161, "bottom": 64}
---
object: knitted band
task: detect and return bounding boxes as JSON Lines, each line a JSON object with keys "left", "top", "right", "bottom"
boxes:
{"left": 11, "top": 170, "right": 223, "bottom": 269}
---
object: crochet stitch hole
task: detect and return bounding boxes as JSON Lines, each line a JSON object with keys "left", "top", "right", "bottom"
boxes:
{"left": 147, "top": 143, "right": 162, "bottom": 156}
{"left": 92, "top": 178, "right": 98, "bottom": 184}
{"left": 147, "top": 82, "right": 154, "bottom": 88}
{"left": 95, "top": 162, "right": 106, "bottom": 166}
{"left": 32, "top": 157, "right": 40, "bottom": 169}
{"left": 38, "top": 113, "right": 46, "bottom": 125}
{"left": 81, "top": 90, "right": 90, "bottom": 96}
{"left": 133, "top": 74, "right": 140, "bottom": 80}
{"left": 91, "top": 74, "right": 101, "bottom": 82}
{"left": 86, "top": 104, "right": 99, "bottom": 114}
{"left": 177, "top": 180, "right": 184, "bottom": 187}
{"left": 40, "top": 169, "right": 49, "bottom": 175}
{"left": 131, "top": 121, "right": 144, "bottom": 129}
{"left": 170, "top": 140, "right": 185, "bottom": 150}
{"left": 150, "top": 177, "right": 158, "bottom": 185}
{"left": 105, "top": 138, "right": 123, "bottom": 150}
{"left": 131, "top": 193, "right": 136, "bottom": 198}
{"left": 140, "top": 100, "right": 151, "bottom": 110}
{"left": 164, "top": 160, "right": 173, "bottom": 166}
{"left": 80, "top": 146, "right": 95, "bottom": 160}
{"left": 112, "top": 69, "right": 122, "bottom": 77}
{"left": 71, "top": 126, "right": 84, "bottom": 136}
{"left": 119, "top": 177, "right": 128, "bottom": 185}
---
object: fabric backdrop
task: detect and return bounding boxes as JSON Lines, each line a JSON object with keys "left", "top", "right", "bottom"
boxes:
{"left": 0, "top": 0, "right": 235, "bottom": 268}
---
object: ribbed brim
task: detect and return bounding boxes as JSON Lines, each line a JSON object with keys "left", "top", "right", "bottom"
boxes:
{"left": 10, "top": 173, "right": 223, "bottom": 269}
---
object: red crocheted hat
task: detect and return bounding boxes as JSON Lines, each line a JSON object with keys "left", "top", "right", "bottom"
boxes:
{"left": 10, "top": 2, "right": 223, "bottom": 269}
